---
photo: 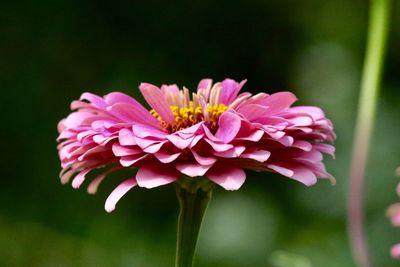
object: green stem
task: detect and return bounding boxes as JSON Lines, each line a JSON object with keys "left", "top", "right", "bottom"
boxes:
{"left": 348, "top": 0, "right": 391, "bottom": 267}
{"left": 175, "top": 179, "right": 214, "bottom": 267}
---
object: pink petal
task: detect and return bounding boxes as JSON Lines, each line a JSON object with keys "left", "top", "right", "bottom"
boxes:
{"left": 78, "top": 146, "right": 108, "bottom": 161}
{"left": 313, "top": 143, "right": 335, "bottom": 158}
{"left": 191, "top": 150, "right": 217, "bottom": 165}
{"left": 204, "top": 139, "right": 233, "bottom": 152}
{"left": 60, "top": 169, "right": 75, "bottom": 184}
{"left": 136, "top": 164, "right": 179, "bottom": 188}
{"left": 391, "top": 244, "right": 400, "bottom": 259}
{"left": 207, "top": 166, "right": 246, "bottom": 190}
{"left": 287, "top": 115, "right": 314, "bottom": 126}
{"left": 190, "top": 134, "right": 204, "bottom": 148}
{"left": 175, "top": 123, "right": 204, "bottom": 139}
{"left": 143, "top": 141, "right": 166, "bottom": 153}
{"left": 267, "top": 164, "right": 294, "bottom": 177}
{"left": 80, "top": 92, "right": 107, "bottom": 108}
{"left": 104, "top": 92, "right": 140, "bottom": 106}
{"left": 197, "top": 79, "right": 213, "bottom": 91}
{"left": 241, "top": 150, "right": 271, "bottom": 162}
{"left": 135, "top": 136, "right": 162, "bottom": 149}
{"left": 92, "top": 135, "right": 118, "bottom": 145}
{"left": 119, "top": 154, "right": 148, "bottom": 167}
{"left": 87, "top": 168, "right": 119, "bottom": 194}
{"left": 197, "top": 79, "right": 213, "bottom": 100}
{"left": 132, "top": 124, "right": 167, "bottom": 139}
{"left": 104, "top": 177, "right": 137, "bottom": 213}
{"left": 289, "top": 106, "right": 326, "bottom": 120}
{"left": 161, "top": 84, "right": 180, "bottom": 94}
{"left": 112, "top": 143, "right": 142, "bottom": 157}
{"left": 167, "top": 134, "right": 196, "bottom": 149}
{"left": 236, "top": 104, "right": 269, "bottom": 121}
{"left": 154, "top": 151, "right": 181, "bottom": 163}
{"left": 118, "top": 129, "right": 137, "bottom": 146}
{"left": 213, "top": 146, "right": 246, "bottom": 158}
{"left": 107, "top": 102, "right": 160, "bottom": 126}
{"left": 292, "top": 140, "right": 313, "bottom": 152}
{"left": 257, "top": 92, "right": 297, "bottom": 114}
{"left": 392, "top": 213, "right": 400, "bottom": 226}
{"left": 62, "top": 112, "right": 93, "bottom": 129}
{"left": 219, "top": 79, "right": 246, "bottom": 105}
{"left": 139, "top": 83, "right": 175, "bottom": 124}
{"left": 201, "top": 124, "right": 222, "bottom": 142}
{"left": 176, "top": 163, "right": 213, "bottom": 177}
{"left": 268, "top": 163, "right": 317, "bottom": 186}
{"left": 72, "top": 169, "right": 91, "bottom": 189}
{"left": 215, "top": 112, "right": 241, "bottom": 143}
{"left": 236, "top": 129, "right": 264, "bottom": 142}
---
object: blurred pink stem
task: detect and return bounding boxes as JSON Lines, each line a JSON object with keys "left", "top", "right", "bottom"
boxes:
{"left": 348, "top": 0, "right": 390, "bottom": 266}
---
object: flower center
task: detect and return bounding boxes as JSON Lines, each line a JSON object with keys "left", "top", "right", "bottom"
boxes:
{"left": 151, "top": 104, "right": 228, "bottom": 133}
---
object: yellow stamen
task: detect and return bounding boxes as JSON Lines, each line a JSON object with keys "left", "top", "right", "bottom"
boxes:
{"left": 150, "top": 104, "right": 228, "bottom": 133}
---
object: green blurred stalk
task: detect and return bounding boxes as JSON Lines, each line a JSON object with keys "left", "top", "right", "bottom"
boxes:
{"left": 175, "top": 179, "right": 214, "bottom": 267}
{"left": 348, "top": 0, "right": 391, "bottom": 266}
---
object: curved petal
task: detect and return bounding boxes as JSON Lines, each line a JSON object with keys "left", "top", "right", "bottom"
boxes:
{"left": 105, "top": 177, "right": 137, "bottom": 213}
{"left": 215, "top": 112, "right": 241, "bottom": 143}
{"left": 176, "top": 163, "right": 213, "bottom": 177}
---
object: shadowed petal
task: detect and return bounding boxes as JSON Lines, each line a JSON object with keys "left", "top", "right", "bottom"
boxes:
{"left": 204, "top": 139, "right": 233, "bottom": 152}
{"left": 154, "top": 151, "right": 181, "bottom": 163}
{"left": 191, "top": 150, "right": 217, "bottom": 165}
{"left": 120, "top": 154, "right": 148, "bottom": 167}
{"left": 87, "top": 167, "right": 120, "bottom": 194}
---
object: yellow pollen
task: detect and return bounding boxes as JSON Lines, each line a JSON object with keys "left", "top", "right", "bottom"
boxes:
{"left": 151, "top": 104, "right": 228, "bottom": 133}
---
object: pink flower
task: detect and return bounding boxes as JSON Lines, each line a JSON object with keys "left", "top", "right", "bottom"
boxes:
{"left": 57, "top": 78, "right": 336, "bottom": 212}
{"left": 387, "top": 170, "right": 400, "bottom": 259}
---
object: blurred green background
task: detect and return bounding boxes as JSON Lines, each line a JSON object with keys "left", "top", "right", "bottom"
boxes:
{"left": 1, "top": 0, "right": 400, "bottom": 266}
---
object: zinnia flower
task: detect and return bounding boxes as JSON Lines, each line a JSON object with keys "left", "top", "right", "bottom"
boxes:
{"left": 387, "top": 167, "right": 400, "bottom": 259}
{"left": 57, "top": 78, "right": 335, "bottom": 212}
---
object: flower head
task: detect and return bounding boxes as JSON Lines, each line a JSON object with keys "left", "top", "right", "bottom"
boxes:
{"left": 57, "top": 78, "right": 336, "bottom": 212}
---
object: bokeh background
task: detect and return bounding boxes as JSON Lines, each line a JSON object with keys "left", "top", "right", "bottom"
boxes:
{"left": 1, "top": 0, "right": 400, "bottom": 266}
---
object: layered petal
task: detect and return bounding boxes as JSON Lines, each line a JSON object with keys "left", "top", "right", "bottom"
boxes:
{"left": 57, "top": 78, "right": 336, "bottom": 212}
